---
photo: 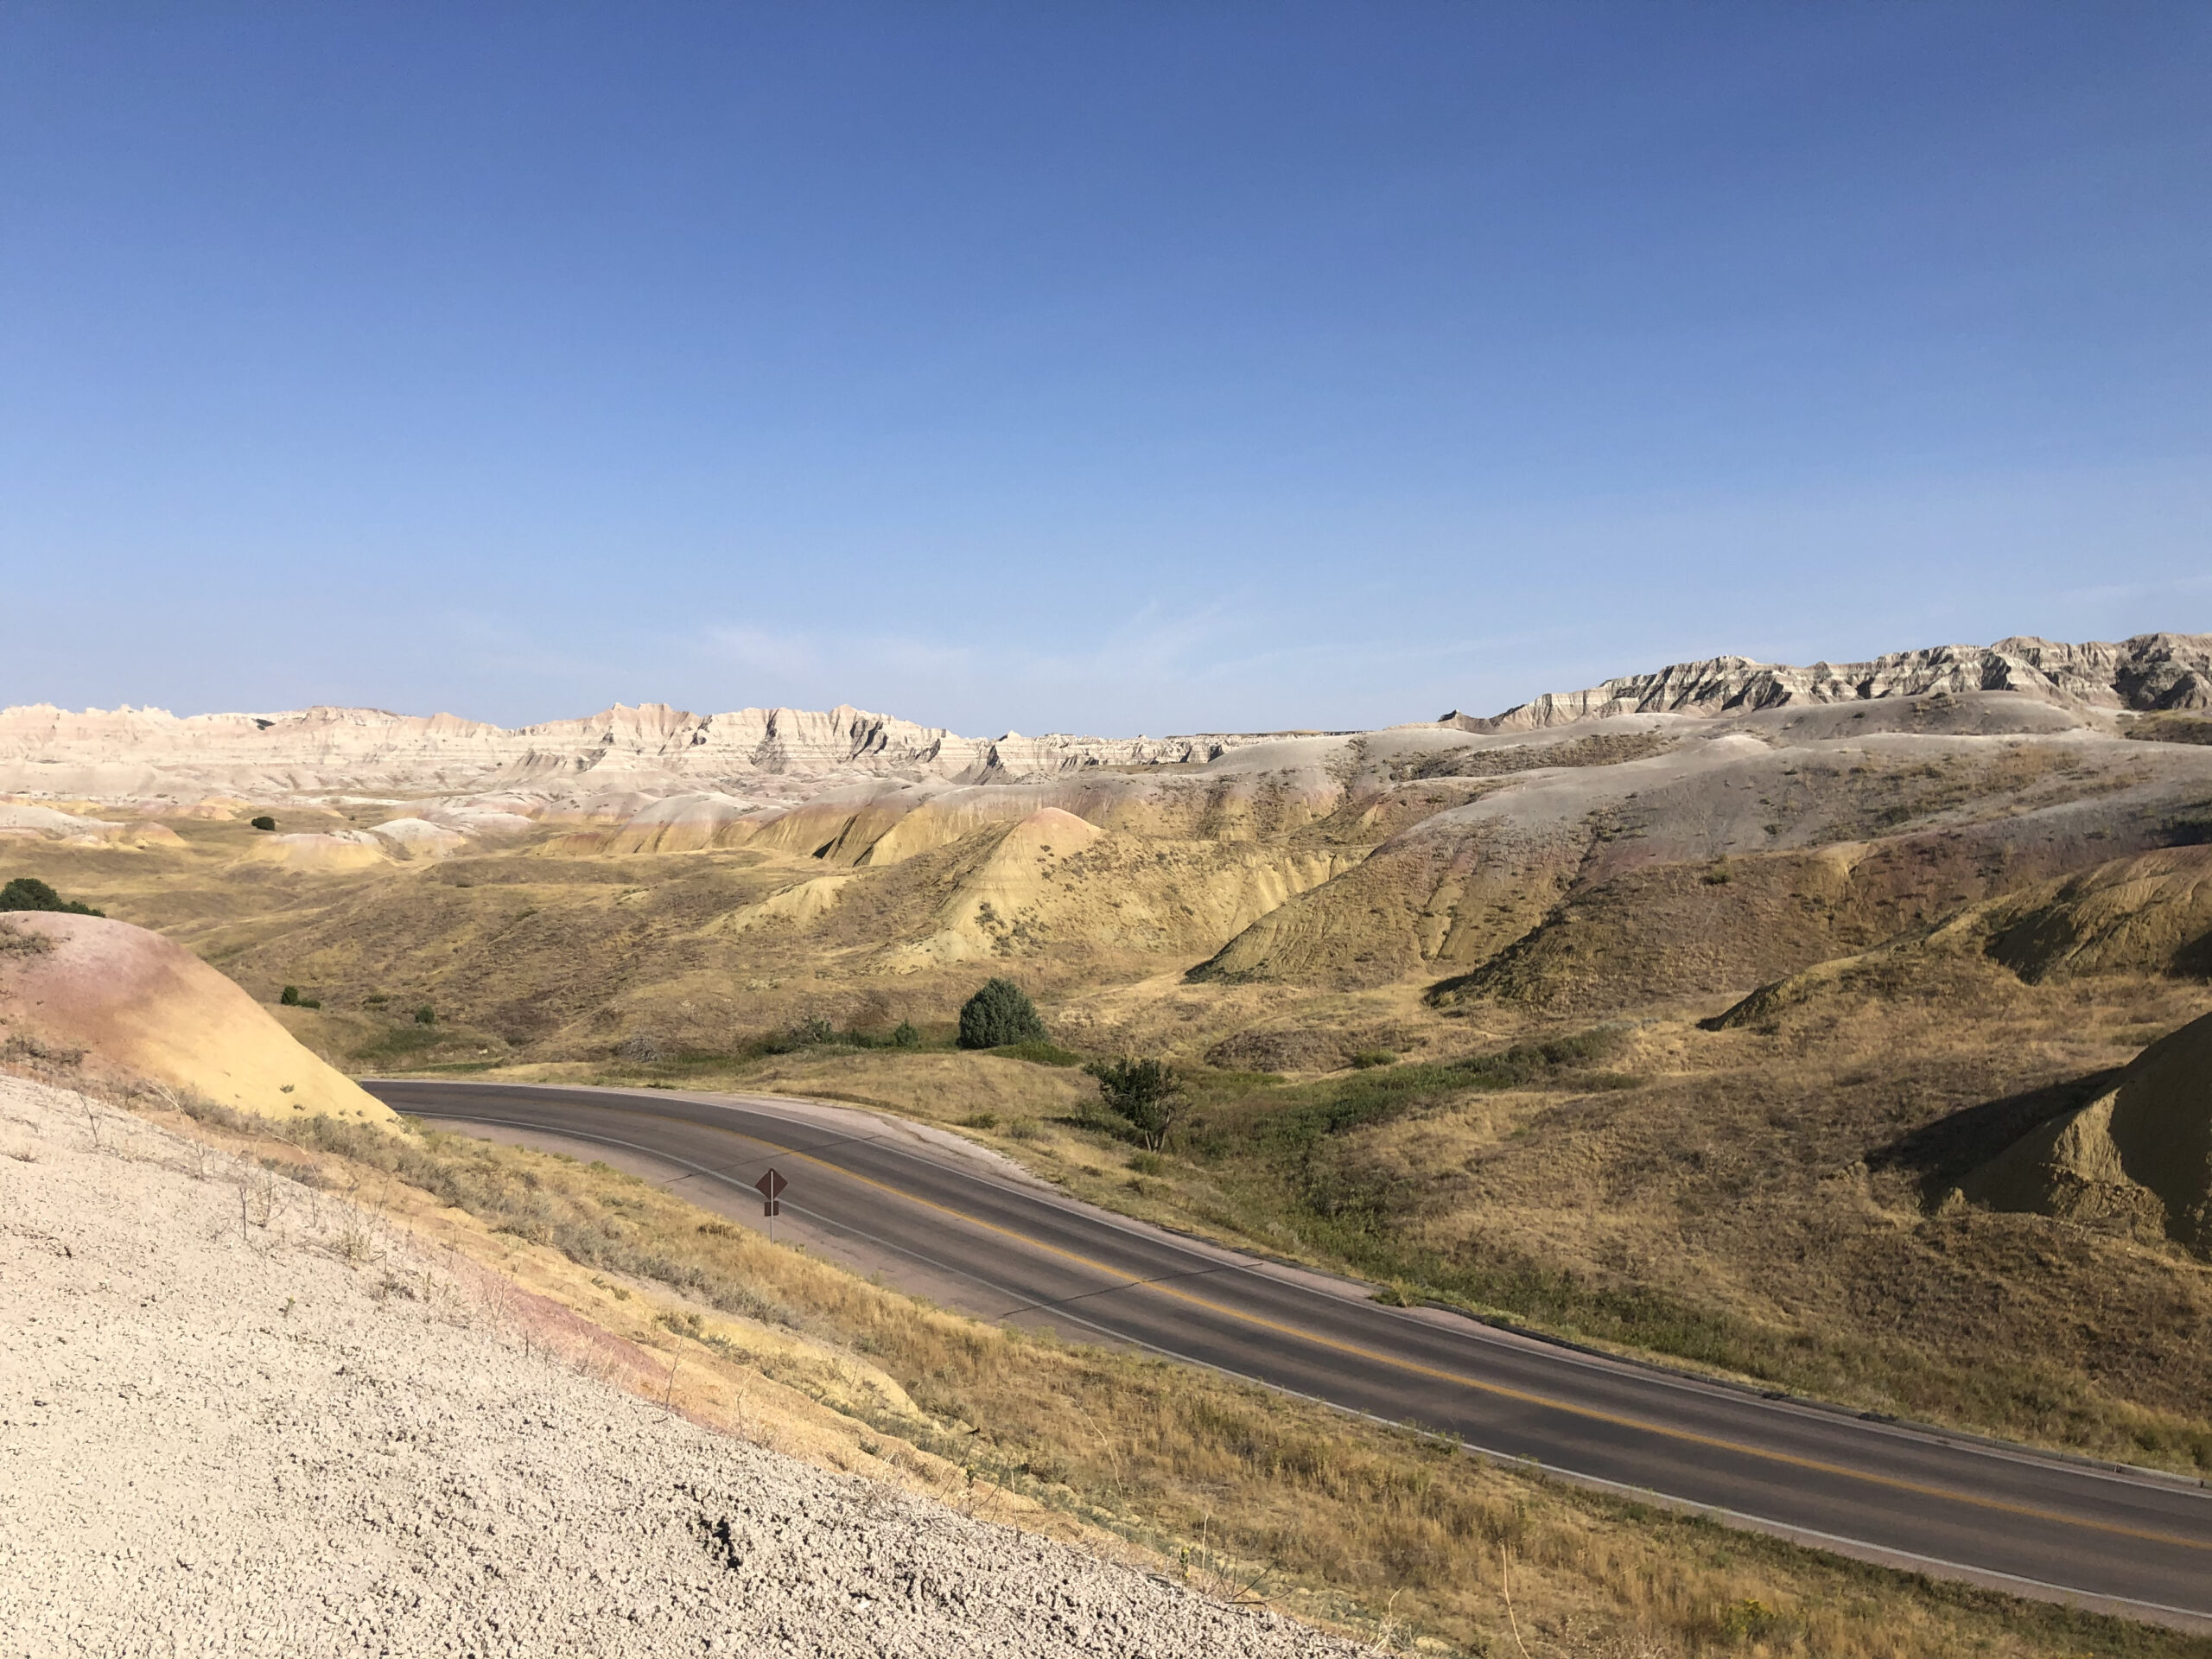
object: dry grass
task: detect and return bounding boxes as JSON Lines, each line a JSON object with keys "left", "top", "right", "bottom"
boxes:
{"left": 123, "top": 1090, "right": 2212, "bottom": 1659}
{"left": 10, "top": 715, "right": 2212, "bottom": 1543}
{"left": 1152, "top": 966, "right": 2212, "bottom": 1475}
{"left": 419, "top": 961, "right": 2212, "bottom": 1477}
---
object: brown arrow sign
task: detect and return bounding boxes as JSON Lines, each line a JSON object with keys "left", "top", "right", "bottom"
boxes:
{"left": 755, "top": 1167, "right": 786, "bottom": 1224}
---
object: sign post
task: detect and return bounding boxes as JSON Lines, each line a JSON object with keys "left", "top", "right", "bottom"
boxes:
{"left": 754, "top": 1168, "right": 787, "bottom": 1243}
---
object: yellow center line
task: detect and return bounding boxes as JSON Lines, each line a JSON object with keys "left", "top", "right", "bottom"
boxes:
{"left": 645, "top": 1099, "right": 2212, "bottom": 1555}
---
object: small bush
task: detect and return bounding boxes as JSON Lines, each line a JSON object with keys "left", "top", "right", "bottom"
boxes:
{"left": 890, "top": 1020, "right": 920, "bottom": 1048}
{"left": 413, "top": 1006, "right": 436, "bottom": 1026}
{"left": 957, "top": 977, "right": 1047, "bottom": 1049}
{"left": 250, "top": 815, "right": 276, "bottom": 832}
{"left": 1348, "top": 1049, "right": 1395, "bottom": 1069}
{"left": 959, "top": 1112, "right": 1000, "bottom": 1130}
{"left": 280, "top": 985, "right": 301, "bottom": 1006}
{"left": 792, "top": 1014, "right": 835, "bottom": 1046}
{"left": 1085, "top": 1056, "right": 1186, "bottom": 1151}
{"left": 0, "top": 877, "right": 103, "bottom": 917}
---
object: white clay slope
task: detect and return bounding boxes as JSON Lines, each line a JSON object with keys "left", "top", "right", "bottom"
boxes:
{"left": 0, "top": 1077, "right": 1357, "bottom": 1659}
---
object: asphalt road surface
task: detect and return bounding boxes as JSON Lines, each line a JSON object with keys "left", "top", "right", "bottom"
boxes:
{"left": 365, "top": 1078, "right": 2212, "bottom": 1631}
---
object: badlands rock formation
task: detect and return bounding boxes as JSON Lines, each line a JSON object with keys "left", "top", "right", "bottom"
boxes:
{"left": 0, "top": 699, "right": 1274, "bottom": 812}
{"left": 0, "top": 635, "right": 2199, "bottom": 876}
{"left": 1961, "top": 1007, "right": 2212, "bottom": 1253}
{"left": 4, "top": 632, "right": 2209, "bottom": 1036}
{"left": 7, "top": 635, "right": 2198, "bottom": 827}
{"left": 1457, "top": 632, "right": 2212, "bottom": 732}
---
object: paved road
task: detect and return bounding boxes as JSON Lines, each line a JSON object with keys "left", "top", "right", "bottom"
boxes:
{"left": 365, "top": 1078, "right": 2212, "bottom": 1631}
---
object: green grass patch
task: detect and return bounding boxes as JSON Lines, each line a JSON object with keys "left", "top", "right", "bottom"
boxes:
{"left": 992, "top": 1039, "right": 1084, "bottom": 1067}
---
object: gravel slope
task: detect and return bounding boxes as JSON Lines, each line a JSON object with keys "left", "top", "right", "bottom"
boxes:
{"left": 0, "top": 1078, "right": 1361, "bottom": 1658}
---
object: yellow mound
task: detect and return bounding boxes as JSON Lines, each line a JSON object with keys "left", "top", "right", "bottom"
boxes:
{"left": 0, "top": 912, "right": 397, "bottom": 1124}
{"left": 893, "top": 808, "right": 1106, "bottom": 966}
{"left": 854, "top": 792, "right": 1066, "bottom": 867}
{"left": 1965, "top": 846, "right": 2212, "bottom": 982}
{"left": 720, "top": 873, "right": 858, "bottom": 932}
{"left": 605, "top": 791, "right": 763, "bottom": 854}
{"left": 1960, "top": 1009, "right": 2212, "bottom": 1253}
{"left": 238, "top": 830, "right": 388, "bottom": 870}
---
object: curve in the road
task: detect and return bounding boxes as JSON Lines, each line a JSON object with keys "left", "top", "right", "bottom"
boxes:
{"left": 364, "top": 1078, "right": 2212, "bottom": 1631}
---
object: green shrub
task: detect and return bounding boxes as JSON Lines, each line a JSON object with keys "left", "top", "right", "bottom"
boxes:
{"left": 250, "top": 815, "right": 276, "bottom": 832}
{"left": 957, "top": 977, "right": 1046, "bottom": 1050}
{"left": 1348, "top": 1049, "right": 1395, "bottom": 1069}
{"left": 413, "top": 1006, "right": 436, "bottom": 1026}
{"left": 0, "top": 877, "right": 103, "bottom": 917}
{"left": 890, "top": 1020, "right": 920, "bottom": 1048}
{"left": 280, "top": 985, "right": 301, "bottom": 1006}
{"left": 1085, "top": 1056, "right": 1185, "bottom": 1151}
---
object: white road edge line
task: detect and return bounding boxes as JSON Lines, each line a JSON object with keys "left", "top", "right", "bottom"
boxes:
{"left": 403, "top": 1103, "right": 2212, "bottom": 1630}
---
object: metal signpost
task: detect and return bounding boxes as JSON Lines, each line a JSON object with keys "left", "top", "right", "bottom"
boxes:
{"left": 754, "top": 1167, "right": 787, "bottom": 1243}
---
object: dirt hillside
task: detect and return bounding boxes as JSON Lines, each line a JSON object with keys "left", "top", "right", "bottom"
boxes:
{"left": 1961, "top": 1008, "right": 2212, "bottom": 1252}
{"left": 0, "top": 1075, "right": 1354, "bottom": 1658}
{"left": 0, "top": 912, "right": 393, "bottom": 1124}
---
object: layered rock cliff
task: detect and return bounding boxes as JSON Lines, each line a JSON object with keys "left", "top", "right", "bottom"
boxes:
{"left": 1458, "top": 633, "right": 2212, "bottom": 733}
{"left": 3, "top": 632, "right": 2202, "bottom": 817}
{"left": 0, "top": 700, "right": 1273, "bottom": 808}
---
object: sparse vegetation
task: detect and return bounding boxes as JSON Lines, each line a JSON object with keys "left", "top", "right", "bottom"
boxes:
{"left": 0, "top": 919, "right": 55, "bottom": 955}
{"left": 249, "top": 815, "right": 276, "bottom": 831}
{"left": 412, "top": 1006, "right": 436, "bottom": 1026}
{"left": 277, "top": 984, "right": 321, "bottom": 1009}
{"left": 2123, "top": 713, "right": 2212, "bottom": 747}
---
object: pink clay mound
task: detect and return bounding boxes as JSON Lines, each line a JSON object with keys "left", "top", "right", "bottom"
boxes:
{"left": 0, "top": 912, "right": 395, "bottom": 1124}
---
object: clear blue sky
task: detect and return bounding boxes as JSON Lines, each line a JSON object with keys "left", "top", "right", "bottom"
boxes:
{"left": 3, "top": 3, "right": 2206, "bottom": 736}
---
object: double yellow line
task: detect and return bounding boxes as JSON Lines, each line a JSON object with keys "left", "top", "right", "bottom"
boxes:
{"left": 757, "top": 1111, "right": 2210, "bottom": 1556}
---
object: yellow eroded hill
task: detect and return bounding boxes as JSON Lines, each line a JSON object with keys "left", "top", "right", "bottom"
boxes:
{"left": 1961, "top": 1009, "right": 2212, "bottom": 1253}
{"left": 1965, "top": 846, "right": 2212, "bottom": 982}
{"left": 0, "top": 912, "right": 396, "bottom": 1124}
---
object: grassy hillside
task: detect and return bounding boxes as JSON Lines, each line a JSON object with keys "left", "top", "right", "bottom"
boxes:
{"left": 5, "top": 690, "right": 2211, "bottom": 1484}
